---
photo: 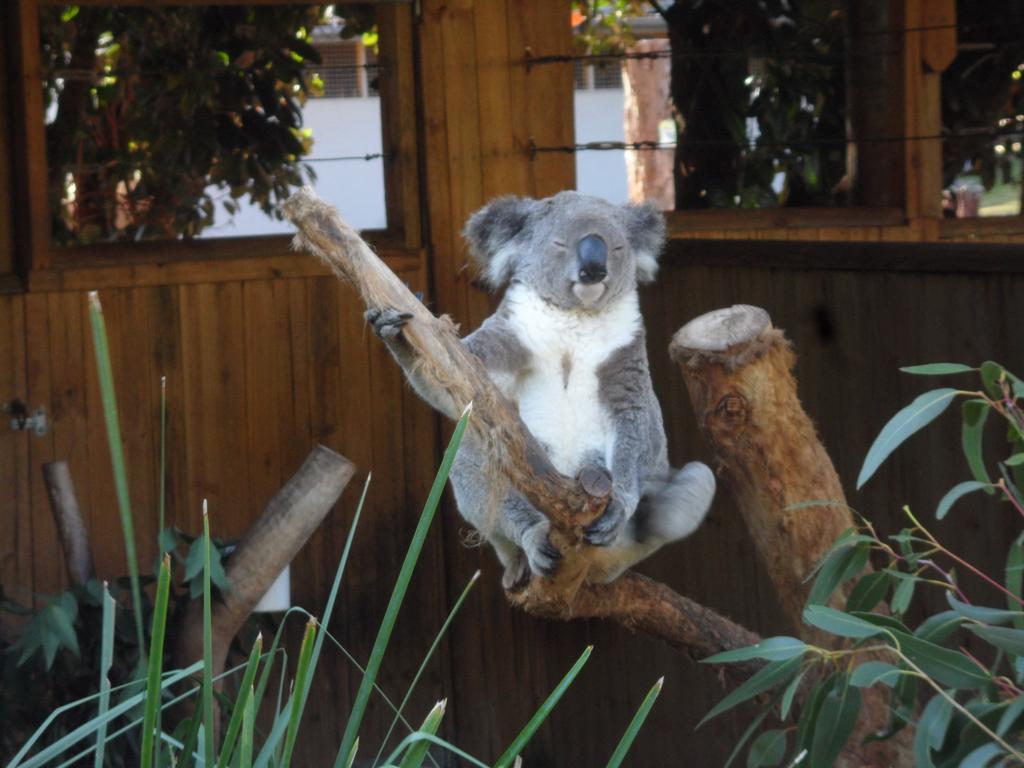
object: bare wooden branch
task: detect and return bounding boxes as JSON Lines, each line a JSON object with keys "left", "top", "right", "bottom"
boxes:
{"left": 42, "top": 461, "right": 94, "bottom": 586}
{"left": 283, "top": 189, "right": 765, "bottom": 682}
{"left": 177, "top": 445, "right": 355, "bottom": 677}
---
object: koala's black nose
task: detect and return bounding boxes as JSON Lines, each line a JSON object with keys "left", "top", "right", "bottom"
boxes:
{"left": 576, "top": 234, "right": 608, "bottom": 284}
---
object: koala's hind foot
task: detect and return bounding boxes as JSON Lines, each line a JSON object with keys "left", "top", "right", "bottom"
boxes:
{"left": 583, "top": 497, "right": 626, "bottom": 547}
{"left": 365, "top": 307, "right": 413, "bottom": 339}
{"left": 637, "top": 462, "right": 716, "bottom": 544}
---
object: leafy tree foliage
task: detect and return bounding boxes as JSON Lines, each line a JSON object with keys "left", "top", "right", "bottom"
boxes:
{"left": 40, "top": 4, "right": 348, "bottom": 244}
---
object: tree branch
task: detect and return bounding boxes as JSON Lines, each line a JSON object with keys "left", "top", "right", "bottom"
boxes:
{"left": 42, "top": 461, "right": 95, "bottom": 587}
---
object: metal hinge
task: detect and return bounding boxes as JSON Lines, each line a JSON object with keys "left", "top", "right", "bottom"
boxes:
{"left": 3, "top": 399, "right": 48, "bottom": 436}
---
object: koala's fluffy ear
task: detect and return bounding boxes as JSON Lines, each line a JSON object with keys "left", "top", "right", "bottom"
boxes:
{"left": 462, "top": 195, "right": 537, "bottom": 288}
{"left": 623, "top": 201, "right": 666, "bottom": 284}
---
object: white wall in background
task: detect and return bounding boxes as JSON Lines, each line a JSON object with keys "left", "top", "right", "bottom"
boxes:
{"left": 200, "top": 97, "right": 387, "bottom": 238}
{"left": 573, "top": 90, "right": 629, "bottom": 204}
{"left": 202, "top": 89, "right": 630, "bottom": 238}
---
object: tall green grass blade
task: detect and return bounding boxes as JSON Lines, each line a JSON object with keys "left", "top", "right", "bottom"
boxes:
{"left": 605, "top": 677, "right": 663, "bottom": 768}
{"left": 335, "top": 405, "right": 472, "bottom": 767}
{"left": 381, "top": 734, "right": 488, "bottom": 768}
{"left": 141, "top": 555, "right": 172, "bottom": 768}
{"left": 280, "top": 619, "right": 318, "bottom": 768}
{"left": 253, "top": 698, "right": 294, "bottom": 768}
{"left": 217, "top": 634, "right": 263, "bottom": 768}
{"left": 159, "top": 375, "right": 167, "bottom": 535}
{"left": 240, "top": 686, "right": 255, "bottom": 768}
{"left": 202, "top": 504, "right": 215, "bottom": 768}
{"left": 93, "top": 583, "right": 116, "bottom": 768}
{"left": 278, "top": 472, "right": 372, "bottom": 757}
{"left": 87, "top": 290, "right": 145, "bottom": 654}
{"left": 398, "top": 701, "right": 446, "bottom": 768}
{"left": 494, "top": 645, "right": 593, "bottom": 768}
{"left": 178, "top": 696, "right": 203, "bottom": 768}
{"left": 374, "top": 570, "right": 481, "bottom": 766}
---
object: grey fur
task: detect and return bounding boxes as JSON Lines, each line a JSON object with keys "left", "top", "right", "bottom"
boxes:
{"left": 368, "top": 191, "right": 714, "bottom": 584}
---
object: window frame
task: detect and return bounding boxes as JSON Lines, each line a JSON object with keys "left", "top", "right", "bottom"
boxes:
{"left": 8, "top": 0, "right": 422, "bottom": 288}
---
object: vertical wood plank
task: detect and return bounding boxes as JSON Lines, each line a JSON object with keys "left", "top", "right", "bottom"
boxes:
{"left": 0, "top": 295, "right": 31, "bottom": 596}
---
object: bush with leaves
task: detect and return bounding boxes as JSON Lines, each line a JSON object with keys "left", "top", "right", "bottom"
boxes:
{"left": 701, "top": 361, "right": 1024, "bottom": 767}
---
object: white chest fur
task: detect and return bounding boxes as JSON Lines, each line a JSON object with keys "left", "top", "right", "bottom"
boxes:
{"left": 498, "top": 284, "right": 641, "bottom": 475}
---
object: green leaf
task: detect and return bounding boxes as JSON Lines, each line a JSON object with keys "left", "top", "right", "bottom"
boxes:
{"left": 946, "top": 592, "right": 1022, "bottom": 626}
{"left": 936, "top": 481, "right": 989, "bottom": 519}
{"left": 966, "top": 624, "right": 1024, "bottom": 656}
{"left": 88, "top": 292, "right": 145, "bottom": 655}
{"left": 699, "top": 655, "right": 804, "bottom": 728}
{"left": 140, "top": 555, "right": 172, "bottom": 768}
{"left": 335, "top": 407, "right": 471, "bottom": 768}
{"left": 1006, "top": 453, "right": 1024, "bottom": 466}
{"left": 915, "top": 610, "right": 964, "bottom": 643}
{"left": 202, "top": 510, "right": 216, "bottom": 768}
{"left": 803, "top": 605, "right": 887, "bottom": 639}
{"left": 723, "top": 698, "right": 777, "bottom": 768}
{"left": 807, "top": 543, "right": 869, "bottom": 607}
{"left": 605, "top": 677, "right": 663, "bottom": 768}
{"left": 809, "top": 677, "right": 861, "bottom": 768}
{"left": 857, "top": 388, "right": 958, "bottom": 489}
{"left": 913, "top": 693, "right": 953, "bottom": 767}
{"left": 1009, "top": 533, "right": 1024, "bottom": 630}
{"left": 850, "top": 661, "right": 903, "bottom": 688}
{"left": 779, "top": 668, "right": 807, "bottom": 720}
{"left": 850, "top": 611, "right": 911, "bottom": 633}
{"left": 240, "top": 686, "right": 255, "bottom": 768}
{"left": 93, "top": 585, "right": 116, "bottom": 768}
{"left": 997, "top": 693, "right": 1024, "bottom": 737}
{"left": 961, "top": 400, "right": 995, "bottom": 493}
{"left": 891, "top": 574, "right": 916, "bottom": 615}
{"left": 959, "top": 743, "right": 1006, "bottom": 768}
{"left": 398, "top": 701, "right": 447, "bottom": 768}
{"left": 845, "top": 571, "right": 890, "bottom": 613}
{"left": 796, "top": 675, "right": 833, "bottom": 751}
{"left": 281, "top": 619, "right": 317, "bottom": 768}
{"left": 889, "top": 630, "right": 991, "bottom": 689}
{"left": 217, "top": 634, "right": 263, "bottom": 768}
{"left": 900, "top": 363, "right": 975, "bottom": 375}
{"left": 746, "top": 729, "right": 787, "bottom": 768}
{"left": 494, "top": 646, "right": 592, "bottom": 768}
{"left": 703, "top": 636, "right": 807, "bottom": 664}
{"left": 981, "top": 360, "right": 1005, "bottom": 399}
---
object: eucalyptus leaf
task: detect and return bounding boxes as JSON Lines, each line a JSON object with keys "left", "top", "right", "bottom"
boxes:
{"left": 900, "top": 363, "right": 974, "bottom": 375}
{"left": 779, "top": 668, "right": 807, "bottom": 720}
{"left": 699, "top": 656, "right": 803, "bottom": 727}
{"left": 996, "top": 694, "right": 1024, "bottom": 737}
{"left": 966, "top": 624, "right": 1024, "bottom": 656}
{"left": 913, "top": 694, "right": 953, "bottom": 767}
{"left": 703, "top": 636, "right": 807, "bottom": 664}
{"left": 845, "top": 571, "right": 890, "bottom": 613}
{"left": 807, "top": 543, "right": 869, "bottom": 607}
{"left": 981, "top": 361, "right": 1004, "bottom": 399}
{"left": 959, "top": 743, "right": 1006, "bottom": 768}
{"left": 915, "top": 610, "right": 964, "bottom": 644}
{"left": 850, "top": 661, "right": 902, "bottom": 688}
{"left": 1005, "top": 453, "right": 1024, "bottom": 466}
{"left": 891, "top": 575, "right": 916, "bottom": 615}
{"left": 808, "top": 677, "right": 860, "bottom": 768}
{"left": 803, "top": 605, "right": 887, "bottom": 639}
{"left": 961, "top": 400, "right": 994, "bottom": 493}
{"left": 888, "top": 630, "right": 991, "bottom": 689}
{"left": 936, "top": 480, "right": 989, "bottom": 519}
{"left": 946, "top": 592, "right": 1021, "bottom": 626}
{"left": 858, "top": 388, "right": 959, "bottom": 489}
{"left": 746, "top": 729, "right": 787, "bottom": 768}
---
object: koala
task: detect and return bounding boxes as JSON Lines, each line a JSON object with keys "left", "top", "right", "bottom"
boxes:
{"left": 366, "top": 191, "right": 715, "bottom": 585}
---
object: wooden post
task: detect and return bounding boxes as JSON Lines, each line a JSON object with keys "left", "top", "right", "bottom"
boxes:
{"left": 41, "top": 461, "right": 94, "bottom": 586}
{"left": 670, "top": 304, "right": 912, "bottom": 766}
{"left": 176, "top": 445, "right": 354, "bottom": 678}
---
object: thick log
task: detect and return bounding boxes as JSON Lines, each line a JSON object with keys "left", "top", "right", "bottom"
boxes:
{"left": 41, "top": 461, "right": 94, "bottom": 586}
{"left": 177, "top": 445, "right": 354, "bottom": 678}
{"left": 282, "top": 189, "right": 762, "bottom": 683}
{"left": 671, "top": 305, "right": 912, "bottom": 766}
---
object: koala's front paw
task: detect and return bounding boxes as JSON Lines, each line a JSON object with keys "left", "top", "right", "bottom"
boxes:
{"left": 501, "top": 552, "right": 532, "bottom": 592}
{"left": 365, "top": 307, "right": 413, "bottom": 340}
{"left": 584, "top": 498, "right": 626, "bottom": 547}
{"left": 521, "top": 521, "right": 561, "bottom": 578}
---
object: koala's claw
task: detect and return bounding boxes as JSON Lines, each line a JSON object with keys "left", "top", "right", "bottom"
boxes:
{"left": 501, "top": 553, "right": 531, "bottom": 592}
{"left": 584, "top": 500, "right": 626, "bottom": 547}
{"left": 522, "top": 521, "right": 561, "bottom": 578}
{"left": 365, "top": 307, "right": 413, "bottom": 340}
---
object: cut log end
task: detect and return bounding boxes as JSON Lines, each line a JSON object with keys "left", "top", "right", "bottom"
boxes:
{"left": 670, "top": 305, "right": 786, "bottom": 371}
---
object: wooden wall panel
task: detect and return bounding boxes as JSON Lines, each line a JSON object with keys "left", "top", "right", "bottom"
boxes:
{"left": 0, "top": 295, "right": 30, "bottom": 601}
